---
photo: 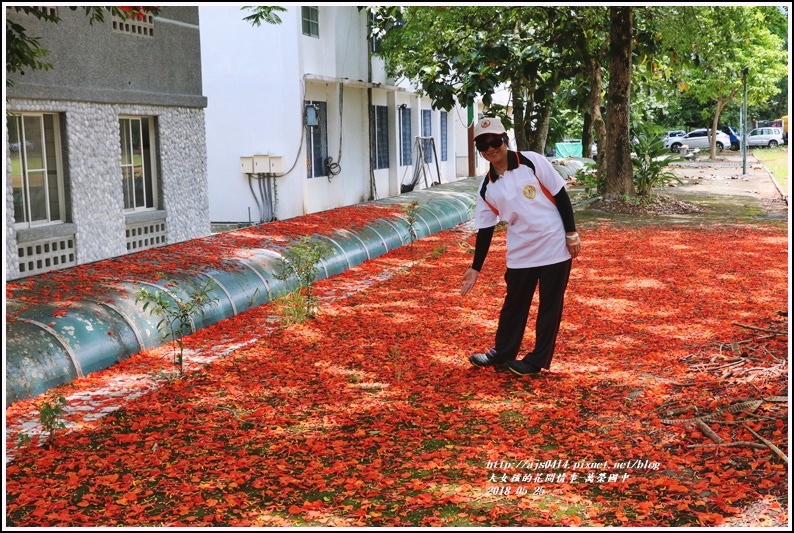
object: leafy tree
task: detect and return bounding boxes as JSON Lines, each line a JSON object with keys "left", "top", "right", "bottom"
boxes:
{"left": 662, "top": 7, "right": 788, "bottom": 158}
{"left": 241, "top": 5, "right": 287, "bottom": 26}
{"left": 5, "top": 6, "right": 161, "bottom": 88}
{"left": 367, "top": 6, "right": 581, "bottom": 154}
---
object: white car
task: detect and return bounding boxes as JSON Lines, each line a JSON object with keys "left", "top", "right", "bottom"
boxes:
{"left": 664, "top": 129, "right": 731, "bottom": 153}
{"left": 664, "top": 130, "right": 686, "bottom": 139}
{"left": 746, "top": 127, "right": 784, "bottom": 148}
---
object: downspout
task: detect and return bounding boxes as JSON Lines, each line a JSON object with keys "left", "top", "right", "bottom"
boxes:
{"left": 467, "top": 104, "right": 475, "bottom": 177}
{"left": 367, "top": 16, "right": 377, "bottom": 200}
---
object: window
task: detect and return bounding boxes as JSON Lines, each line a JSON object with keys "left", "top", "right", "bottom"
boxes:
{"left": 302, "top": 6, "right": 319, "bottom": 37}
{"left": 372, "top": 105, "right": 389, "bottom": 170}
{"left": 8, "top": 112, "right": 65, "bottom": 228}
{"left": 399, "top": 106, "right": 412, "bottom": 166}
{"left": 440, "top": 111, "right": 448, "bottom": 161}
{"left": 305, "top": 100, "right": 328, "bottom": 178}
{"left": 120, "top": 116, "right": 158, "bottom": 211}
{"left": 421, "top": 109, "right": 433, "bottom": 163}
{"left": 111, "top": 10, "right": 155, "bottom": 37}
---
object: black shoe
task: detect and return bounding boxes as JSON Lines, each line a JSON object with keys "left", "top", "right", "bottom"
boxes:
{"left": 469, "top": 348, "right": 500, "bottom": 368}
{"left": 506, "top": 360, "right": 542, "bottom": 377}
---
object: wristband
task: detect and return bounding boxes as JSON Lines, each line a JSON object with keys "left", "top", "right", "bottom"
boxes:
{"left": 565, "top": 233, "right": 579, "bottom": 240}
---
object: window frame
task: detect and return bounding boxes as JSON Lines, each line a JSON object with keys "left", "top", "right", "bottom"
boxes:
{"left": 120, "top": 115, "right": 159, "bottom": 213}
{"left": 9, "top": 112, "right": 66, "bottom": 229}
{"left": 305, "top": 100, "right": 329, "bottom": 178}
{"left": 372, "top": 105, "right": 389, "bottom": 170}
{"left": 399, "top": 106, "right": 412, "bottom": 166}
{"left": 302, "top": 6, "right": 319, "bottom": 38}
{"left": 421, "top": 109, "right": 433, "bottom": 163}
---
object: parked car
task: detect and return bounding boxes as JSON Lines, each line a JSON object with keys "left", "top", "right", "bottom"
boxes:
{"left": 664, "top": 130, "right": 686, "bottom": 139}
{"left": 663, "top": 129, "right": 731, "bottom": 153}
{"left": 746, "top": 127, "right": 784, "bottom": 148}
{"left": 720, "top": 126, "right": 740, "bottom": 151}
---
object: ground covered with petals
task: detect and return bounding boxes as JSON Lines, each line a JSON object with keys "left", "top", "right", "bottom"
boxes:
{"left": 5, "top": 217, "right": 789, "bottom": 527}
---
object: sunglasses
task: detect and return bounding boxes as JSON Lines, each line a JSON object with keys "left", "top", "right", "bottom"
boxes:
{"left": 475, "top": 136, "right": 505, "bottom": 152}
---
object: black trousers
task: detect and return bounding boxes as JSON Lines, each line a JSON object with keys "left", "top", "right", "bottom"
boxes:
{"left": 492, "top": 259, "right": 572, "bottom": 369}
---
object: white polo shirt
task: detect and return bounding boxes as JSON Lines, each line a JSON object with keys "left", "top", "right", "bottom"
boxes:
{"left": 474, "top": 151, "right": 570, "bottom": 269}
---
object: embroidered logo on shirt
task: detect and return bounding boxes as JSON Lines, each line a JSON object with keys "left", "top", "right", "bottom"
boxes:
{"left": 523, "top": 185, "right": 537, "bottom": 199}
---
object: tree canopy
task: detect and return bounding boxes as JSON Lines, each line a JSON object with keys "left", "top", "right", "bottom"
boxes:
{"left": 368, "top": 5, "right": 788, "bottom": 195}
{"left": 660, "top": 7, "right": 788, "bottom": 157}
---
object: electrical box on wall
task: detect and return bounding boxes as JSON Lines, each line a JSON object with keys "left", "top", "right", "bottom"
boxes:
{"left": 253, "top": 154, "right": 270, "bottom": 173}
{"left": 240, "top": 156, "right": 254, "bottom": 173}
{"left": 269, "top": 156, "right": 284, "bottom": 175}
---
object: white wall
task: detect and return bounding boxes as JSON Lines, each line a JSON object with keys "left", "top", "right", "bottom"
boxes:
{"left": 201, "top": 6, "right": 459, "bottom": 224}
{"left": 200, "top": 6, "right": 304, "bottom": 223}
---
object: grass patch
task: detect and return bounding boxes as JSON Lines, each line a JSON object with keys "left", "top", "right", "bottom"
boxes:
{"left": 499, "top": 410, "right": 524, "bottom": 424}
{"left": 421, "top": 438, "right": 449, "bottom": 451}
{"left": 752, "top": 146, "right": 789, "bottom": 191}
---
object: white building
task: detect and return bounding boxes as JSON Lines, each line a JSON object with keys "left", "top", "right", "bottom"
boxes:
{"left": 200, "top": 6, "right": 459, "bottom": 225}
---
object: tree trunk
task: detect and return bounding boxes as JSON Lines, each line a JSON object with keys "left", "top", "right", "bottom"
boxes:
{"left": 588, "top": 57, "right": 607, "bottom": 189}
{"left": 710, "top": 106, "right": 721, "bottom": 160}
{"left": 531, "top": 103, "right": 551, "bottom": 154}
{"left": 604, "top": 6, "right": 634, "bottom": 198}
{"left": 531, "top": 79, "right": 559, "bottom": 155}
{"left": 582, "top": 110, "right": 594, "bottom": 159}
{"left": 523, "top": 82, "right": 536, "bottom": 151}
{"left": 710, "top": 92, "right": 735, "bottom": 159}
{"left": 512, "top": 82, "right": 529, "bottom": 151}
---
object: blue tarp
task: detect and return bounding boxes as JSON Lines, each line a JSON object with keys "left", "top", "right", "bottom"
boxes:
{"left": 555, "top": 142, "right": 582, "bottom": 158}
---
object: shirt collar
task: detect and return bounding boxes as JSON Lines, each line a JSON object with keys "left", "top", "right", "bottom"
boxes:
{"left": 487, "top": 151, "right": 520, "bottom": 182}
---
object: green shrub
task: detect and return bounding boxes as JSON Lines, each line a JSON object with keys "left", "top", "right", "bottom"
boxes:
{"left": 631, "top": 133, "right": 683, "bottom": 197}
{"left": 402, "top": 200, "right": 422, "bottom": 244}
{"left": 273, "top": 236, "right": 334, "bottom": 323}
{"left": 136, "top": 278, "right": 219, "bottom": 376}
{"left": 39, "top": 392, "right": 67, "bottom": 448}
{"left": 575, "top": 163, "right": 601, "bottom": 197}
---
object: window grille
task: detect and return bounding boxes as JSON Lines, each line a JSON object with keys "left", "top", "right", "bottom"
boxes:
{"left": 112, "top": 11, "right": 154, "bottom": 37}
{"left": 18, "top": 235, "right": 76, "bottom": 276}
{"left": 126, "top": 221, "right": 167, "bottom": 252}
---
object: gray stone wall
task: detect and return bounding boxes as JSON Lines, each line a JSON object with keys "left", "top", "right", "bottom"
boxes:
{"left": 5, "top": 99, "right": 210, "bottom": 279}
{"left": 5, "top": 7, "right": 204, "bottom": 108}
{"left": 158, "top": 107, "right": 210, "bottom": 243}
{"left": 6, "top": 126, "right": 20, "bottom": 279}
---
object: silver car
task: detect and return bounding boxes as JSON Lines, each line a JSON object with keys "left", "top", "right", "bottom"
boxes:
{"left": 746, "top": 127, "right": 784, "bottom": 148}
{"left": 664, "top": 129, "right": 731, "bottom": 153}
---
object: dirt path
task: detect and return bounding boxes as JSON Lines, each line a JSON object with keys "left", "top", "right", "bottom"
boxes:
{"left": 574, "top": 151, "right": 789, "bottom": 224}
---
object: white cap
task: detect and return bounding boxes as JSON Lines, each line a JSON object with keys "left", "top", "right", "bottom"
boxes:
{"left": 474, "top": 117, "right": 506, "bottom": 139}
